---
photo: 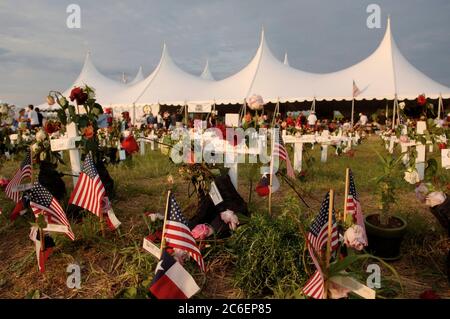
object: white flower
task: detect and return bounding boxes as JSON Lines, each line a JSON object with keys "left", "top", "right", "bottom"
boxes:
{"left": 31, "top": 143, "right": 41, "bottom": 154}
{"left": 220, "top": 210, "right": 240, "bottom": 231}
{"left": 0, "top": 104, "right": 9, "bottom": 114}
{"left": 404, "top": 169, "right": 421, "bottom": 185}
{"left": 425, "top": 192, "right": 446, "bottom": 208}
{"left": 147, "top": 212, "right": 164, "bottom": 223}
{"left": 399, "top": 102, "right": 406, "bottom": 110}
{"left": 123, "top": 130, "right": 131, "bottom": 138}
{"left": 344, "top": 225, "right": 367, "bottom": 251}
{"left": 35, "top": 130, "right": 47, "bottom": 142}
{"left": 87, "top": 87, "right": 96, "bottom": 100}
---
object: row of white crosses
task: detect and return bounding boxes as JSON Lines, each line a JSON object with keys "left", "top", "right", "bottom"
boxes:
{"left": 381, "top": 121, "right": 448, "bottom": 181}
{"left": 283, "top": 129, "right": 360, "bottom": 172}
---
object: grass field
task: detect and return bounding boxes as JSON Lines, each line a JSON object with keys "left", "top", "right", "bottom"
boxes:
{"left": 0, "top": 135, "right": 449, "bottom": 299}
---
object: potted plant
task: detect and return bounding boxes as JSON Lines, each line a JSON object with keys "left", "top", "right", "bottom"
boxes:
{"left": 364, "top": 152, "right": 408, "bottom": 260}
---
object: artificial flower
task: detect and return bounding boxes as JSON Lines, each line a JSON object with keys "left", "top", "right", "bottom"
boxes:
{"left": 191, "top": 224, "right": 214, "bottom": 240}
{"left": 399, "top": 102, "right": 406, "bottom": 110}
{"left": 145, "top": 212, "right": 165, "bottom": 223}
{"left": 70, "top": 87, "right": 88, "bottom": 105}
{"left": 31, "top": 143, "right": 41, "bottom": 154}
{"left": 220, "top": 210, "right": 240, "bottom": 231}
{"left": 83, "top": 125, "right": 94, "bottom": 139}
{"left": 425, "top": 191, "right": 446, "bottom": 208}
{"left": 173, "top": 248, "right": 190, "bottom": 265}
{"left": 417, "top": 94, "right": 427, "bottom": 106}
{"left": 246, "top": 94, "right": 264, "bottom": 111}
{"left": 47, "top": 96, "right": 55, "bottom": 106}
{"left": 328, "top": 281, "right": 351, "bottom": 299}
{"left": 35, "top": 130, "right": 47, "bottom": 142}
{"left": 404, "top": 169, "right": 420, "bottom": 185}
{"left": 415, "top": 183, "right": 431, "bottom": 202}
{"left": 344, "top": 225, "right": 367, "bottom": 251}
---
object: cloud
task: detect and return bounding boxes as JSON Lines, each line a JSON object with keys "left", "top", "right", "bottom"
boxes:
{"left": 0, "top": 0, "right": 449, "bottom": 105}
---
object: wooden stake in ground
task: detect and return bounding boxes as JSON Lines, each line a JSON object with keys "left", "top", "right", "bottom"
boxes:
{"left": 159, "top": 190, "right": 171, "bottom": 259}
{"left": 323, "top": 189, "right": 335, "bottom": 299}
{"left": 343, "top": 168, "right": 350, "bottom": 223}
{"left": 268, "top": 129, "right": 275, "bottom": 216}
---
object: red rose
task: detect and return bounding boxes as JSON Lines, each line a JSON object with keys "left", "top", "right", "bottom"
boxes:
{"left": 70, "top": 87, "right": 88, "bottom": 105}
{"left": 417, "top": 94, "right": 427, "bottom": 106}
{"left": 44, "top": 122, "right": 58, "bottom": 134}
{"left": 439, "top": 143, "right": 447, "bottom": 150}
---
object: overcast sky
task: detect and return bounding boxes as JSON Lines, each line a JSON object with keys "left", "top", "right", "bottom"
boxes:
{"left": 1, "top": 0, "right": 449, "bottom": 106}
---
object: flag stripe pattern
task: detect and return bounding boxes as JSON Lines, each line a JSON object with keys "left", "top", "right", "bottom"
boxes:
{"left": 30, "top": 182, "right": 75, "bottom": 241}
{"left": 164, "top": 193, "right": 205, "bottom": 272}
{"left": 69, "top": 153, "right": 105, "bottom": 217}
{"left": 346, "top": 170, "right": 359, "bottom": 219}
{"left": 302, "top": 192, "right": 339, "bottom": 299}
{"left": 272, "top": 128, "right": 295, "bottom": 179}
{"left": 5, "top": 150, "right": 32, "bottom": 203}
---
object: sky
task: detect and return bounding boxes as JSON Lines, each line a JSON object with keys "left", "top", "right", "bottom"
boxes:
{"left": 0, "top": 0, "right": 449, "bottom": 106}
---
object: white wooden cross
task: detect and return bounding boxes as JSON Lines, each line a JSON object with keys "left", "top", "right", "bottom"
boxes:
{"left": 50, "top": 122, "right": 82, "bottom": 185}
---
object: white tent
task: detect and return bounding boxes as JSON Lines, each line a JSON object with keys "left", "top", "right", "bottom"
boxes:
{"left": 128, "top": 66, "right": 145, "bottom": 85}
{"left": 283, "top": 53, "right": 290, "bottom": 66}
{"left": 39, "top": 52, "right": 126, "bottom": 111}
{"left": 39, "top": 18, "right": 450, "bottom": 111}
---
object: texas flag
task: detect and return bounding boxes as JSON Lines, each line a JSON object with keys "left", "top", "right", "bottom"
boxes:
{"left": 149, "top": 250, "right": 200, "bottom": 299}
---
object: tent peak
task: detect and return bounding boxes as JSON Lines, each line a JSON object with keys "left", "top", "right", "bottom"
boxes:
{"left": 284, "top": 52, "right": 290, "bottom": 66}
{"left": 200, "top": 59, "right": 215, "bottom": 81}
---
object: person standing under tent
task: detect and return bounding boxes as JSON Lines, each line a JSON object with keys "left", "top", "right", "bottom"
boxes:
{"left": 359, "top": 112, "right": 369, "bottom": 126}
{"left": 35, "top": 107, "right": 44, "bottom": 128}
{"left": 157, "top": 112, "right": 163, "bottom": 129}
{"left": 307, "top": 111, "right": 318, "bottom": 129}
{"left": 27, "top": 104, "right": 39, "bottom": 130}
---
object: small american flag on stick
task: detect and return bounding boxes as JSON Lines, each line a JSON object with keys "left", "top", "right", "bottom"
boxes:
{"left": 163, "top": 193, "right": 205, "bottom": 272}
{"left": 302, "top": 192, "right": 339, "bottom": 299}
{"left": 272, "top": 128, "right": 295, "bottom": 179}
{"left": 69, "top": 153, "right": 105, "bottom": 217}
{"left": 30, "top": 182, "right": 75, "bottom": 241}
{"left": 5, "top": 150, "right": 32, "bottom": 203}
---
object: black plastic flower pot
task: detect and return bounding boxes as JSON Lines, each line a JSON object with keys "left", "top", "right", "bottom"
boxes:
{"left": 364, "top": 213, "right": 408, "bottom": 261}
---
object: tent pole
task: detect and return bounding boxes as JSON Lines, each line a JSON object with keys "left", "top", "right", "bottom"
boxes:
{"left": 351, "top": 98, "right": 355, "bottom": 127}
{"left": 132, "top": 103, "right": 136, "bottom": 127}
{"left": 438, "top": 94, "right": 443, "bottom": 120}
{"left": 392, "top": 95, "right": 397, "bottom": 130}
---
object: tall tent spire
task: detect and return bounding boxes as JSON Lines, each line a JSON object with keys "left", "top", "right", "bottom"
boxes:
{"left": 284, "top": 53, "right": 290, "bottom": 66}
{"left": 200, "top": 60, "right": 215, "bottom": 81}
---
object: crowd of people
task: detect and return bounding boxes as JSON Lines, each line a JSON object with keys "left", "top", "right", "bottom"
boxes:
{"left": 7, "top": 104, "right": 44, "bottom": 131}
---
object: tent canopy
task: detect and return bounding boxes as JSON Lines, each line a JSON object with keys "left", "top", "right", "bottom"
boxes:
{"left": 39, "top": 17, "right": 450, "bottom": 111}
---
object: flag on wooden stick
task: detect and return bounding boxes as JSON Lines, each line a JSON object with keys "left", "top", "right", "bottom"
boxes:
{"left": 302, "top": 192, "right": 339, "bottom": 299}
{"left": 5, "top": 150, "right": 32, "bottom": 203}
{"left": 30, "top": 182, "right": 75, "bottom": 241}
{"left": 68, "top": 153, "right": 105, "bottom": 217}
{"left": 272, "top": 128, "right": 295, "bottom": 179}
{"left": 163, "top": 193, "right": 205, "bottom": 272}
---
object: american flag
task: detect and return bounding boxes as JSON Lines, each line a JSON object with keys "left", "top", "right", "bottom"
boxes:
{"left": 302, "top": 192, "right": 339, "bottom": 299}
{"left": 163, "top": 193, "right": 205, "bottom": 272}
{"left": 346, "top": 170, "right": 368, "bottom": 244}
{"left": 5, "top": 150, "right": 32, "bottom": 203}
{"left": 353, "top": 80, "right": 361, "bottom": 98}
{"left": 69, "top": 153, "right": 105, "bottom": 217}
{"left": 30, "top": 182, "right": 75, "bottom": 241}
{"left": 272, "top": 128, "right": 295, "bottom": 179}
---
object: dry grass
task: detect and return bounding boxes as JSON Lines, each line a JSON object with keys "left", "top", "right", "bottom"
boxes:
{"left": 0, "top": 136, "right": 449, "bottom": 299}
